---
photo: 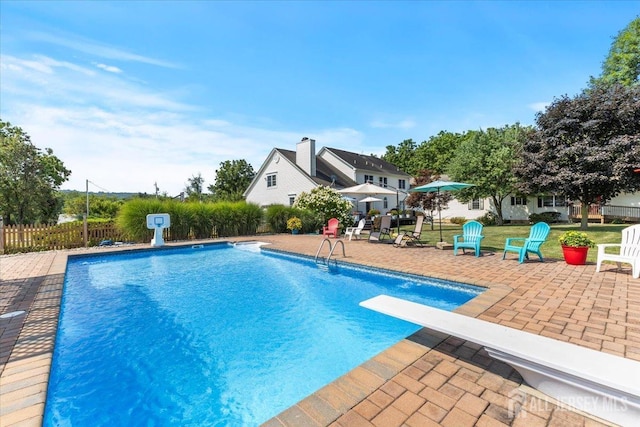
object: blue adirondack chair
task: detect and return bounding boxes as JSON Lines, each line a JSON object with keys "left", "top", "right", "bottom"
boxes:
{"left": 502, "top": 222, "right": 551, "bottom": 263}
{"left": 453, "top": 220, "right": 484, "bottom": 257}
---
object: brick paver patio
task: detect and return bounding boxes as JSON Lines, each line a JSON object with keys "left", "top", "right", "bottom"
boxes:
{"left": 1, "top": 234, "right": 638, "bottom": 426}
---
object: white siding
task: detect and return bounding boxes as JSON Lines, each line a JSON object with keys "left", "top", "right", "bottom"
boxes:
{"left": 610, "top": 192, "right": 640, "bottom": 207}
{"left": 245, "top": 154, "right": 316, "bottom": 207}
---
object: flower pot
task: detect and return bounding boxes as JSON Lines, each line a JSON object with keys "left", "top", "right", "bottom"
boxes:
{"left": 291, "top": 229, "right": 300, "bottom": 235}
{"left": 561, "top": 245, "right": 589, "bottom": 265}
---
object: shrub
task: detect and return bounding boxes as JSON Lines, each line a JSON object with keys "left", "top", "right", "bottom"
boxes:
{"left": 265, "top": 204, "right": 290, "bottom": 233}
{"left": 116, "top": 198, "right": 163, "bottom": 241}
{"left": 368, "top": 209, "right": 380, "bottom": 216}
{"left": 449, "top": 217, "right": 466, "bottom": 225}
{"left": 529, "top": 212, "right": 561, "bottom": 224}
{"left": 191, "top": 203, "right": 216, "bottom": 239}
{"left": 294, "top": 186, "right": 353, "bottom": 229}
{"left": 234, "top": 202, "right": 263, "bottom": 235}
{"left": 476, "top": 212, "right": 497, "bottom": 226}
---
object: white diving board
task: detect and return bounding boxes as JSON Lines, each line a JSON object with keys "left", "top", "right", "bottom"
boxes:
{"left": 360, "top": 295, "right": 640, "bottom": 427}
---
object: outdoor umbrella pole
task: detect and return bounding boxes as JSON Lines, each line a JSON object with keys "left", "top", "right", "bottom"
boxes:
{"left": 438, "top": 190, "right": 443, "bottom": 242}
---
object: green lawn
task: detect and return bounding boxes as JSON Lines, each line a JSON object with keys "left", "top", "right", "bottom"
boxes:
{"left": 400, "top": 222, "right": 627, "bottom": 263}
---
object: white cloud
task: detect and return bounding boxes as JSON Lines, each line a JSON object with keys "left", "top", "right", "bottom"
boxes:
{"left": 10, "top": 105, "right": 362, "bottom": 195}
{"left": 94, "top": 63, "right": 123, "bottom": 73}
{"left": 2, "top": 48, "right": 362, "bottom": 195}
{"left": 27, "top": 31, "right": 179, "bottom": 68}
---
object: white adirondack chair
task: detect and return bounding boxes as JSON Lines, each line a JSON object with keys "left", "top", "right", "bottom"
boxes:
{"left": 596, "top": 224, "right": 640, "bottom": 279}
{"left": 344, "top": 219, "right": 366, "bottom": 241}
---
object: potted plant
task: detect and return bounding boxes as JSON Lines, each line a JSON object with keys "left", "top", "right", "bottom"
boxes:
{"left": 286, "top": 217, "right": 302, "bottom": 234}
{"left": 558, "top": 231, "right": 595, "bottom": 265}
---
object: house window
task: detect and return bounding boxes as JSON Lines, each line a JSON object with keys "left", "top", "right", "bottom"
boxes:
{"left": 398, "top": 179, "right": 406, "bottom": 190}
{"left": 267, "top": 174, "right": 277, "bottom": 188}
{"left": 537, "top": 195, "right": 566, "bottom": 207}
{"left": 379, "top": 177, "right": 388, "bottom": 187}
{"left": 468, "top": 199, "right": 484, "bottom": 210}
{"left": 511, "top": 196, "right": 526, "bottom": 206}
{"left": 288, "top": 194, "right": 296, "bottom": 206}
{"left": 383, "top": 197, "right": 388, "bottom": 209}
{"left": 364, "top": 175, "right": 374, "bottom": 184}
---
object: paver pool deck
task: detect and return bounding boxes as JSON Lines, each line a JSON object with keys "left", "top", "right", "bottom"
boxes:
{"left": 1, "top": 234, "right": 638, "bottom": 426}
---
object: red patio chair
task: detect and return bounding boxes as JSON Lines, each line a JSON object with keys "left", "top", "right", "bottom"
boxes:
{"left": 322, "top": 218, "right": 340, "bottom": 238}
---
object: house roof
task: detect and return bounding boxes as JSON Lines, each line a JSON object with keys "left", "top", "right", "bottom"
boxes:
{"left": 278, "top": 149, "right": 356, "bottom": 188}
{"left": 322, "top": 147, "right": 411, "bottom": 177}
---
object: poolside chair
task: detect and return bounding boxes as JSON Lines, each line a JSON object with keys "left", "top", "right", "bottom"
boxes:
{"left": 322, "top": 218, "right": 340, "bottom": 238}
{"left": 344, "top": 219, "right": 366, "bottom": 241}
{"left": 502, "top": 222, "right": 551, "bottom": 263}
{"left": 369, "top": 215, "right": 392, "bottom": 243}
{"left": 453, "top": 220, "right": 484, "bottom": 257}
{"left": 596, "top": 224, "right": 640, "bottom": 279}
{"left": 393, "top": 215, "right": 426, "bottom": 248}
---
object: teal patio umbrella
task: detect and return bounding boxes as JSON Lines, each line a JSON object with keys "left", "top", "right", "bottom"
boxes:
{"left": 409, "top": 180, "right": 475, "bottom": 242}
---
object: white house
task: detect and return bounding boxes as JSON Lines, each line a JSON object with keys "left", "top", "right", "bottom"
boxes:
{"left": 244, "top": 137, "right": 411, "bottom": 215}
{"left": 245, "top": 137, "right": 640, "bottom": 224}
{"left": 443, "top": 192, "right": 640, "bottom": 224}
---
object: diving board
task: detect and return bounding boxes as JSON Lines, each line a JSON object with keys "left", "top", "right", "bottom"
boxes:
{"left": 360, "top": 295, "right": 640, "bottom": 427}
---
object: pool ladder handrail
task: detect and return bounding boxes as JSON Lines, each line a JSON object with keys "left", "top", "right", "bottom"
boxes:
{"left": 314, "top": 238, "right": 346, "bottom": 266}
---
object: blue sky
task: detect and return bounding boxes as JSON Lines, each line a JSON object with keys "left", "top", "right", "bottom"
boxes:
{"left": 1, "top": 1, "right": 638, "bottom": 195}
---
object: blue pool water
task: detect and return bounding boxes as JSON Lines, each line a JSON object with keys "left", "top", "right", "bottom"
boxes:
{"left": 45, "top": 243, "right": 482, "bottom": 426}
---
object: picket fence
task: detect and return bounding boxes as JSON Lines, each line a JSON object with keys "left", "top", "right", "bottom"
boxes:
{"left": 0, "top": 222, "right": 127, "bottom": 254}
{"left": 0, "top": 221, "right": 273, "bottom": 254}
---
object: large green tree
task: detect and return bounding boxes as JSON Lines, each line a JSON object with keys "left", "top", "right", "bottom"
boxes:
{"left": 382, "top": 139, "right": 419, "bottom": 176}
{"left": 208, "top": 159, "right": 255, "bottom": 202}
{"left": 448, "top": 124, "right": 532, "bottom": 225}
{"left": 590, "top": 17, "right": 640, "bottom": 88}
{"left": 515, "top": 84, "right": 640, "bottom": 229}
{"left": 414, "top": 131, "right": 467, "bottom": 175}
{"left": 0, "top": 120, "right": 71, "bottom": 224}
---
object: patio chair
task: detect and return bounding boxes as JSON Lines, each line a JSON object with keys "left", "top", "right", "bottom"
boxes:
{"left": 453, "top": 220, "right": 484, "bottom": 257}
{"left": 393, "top": 215, "right": 426, "bottom": 248}
{"left": 369, "top": 215, "right": 392, "bottom": 243}
{"left": 344, "top": 219, "right": 366, "bottom": 241}
{"left": 596, "top": 224, "right": 640, "bottom": 279}
{"left": 502, "top": 222, "right": 551, "bottom": 263}
{"left": 322, "top": 218, "right": 339, "bottom": 238}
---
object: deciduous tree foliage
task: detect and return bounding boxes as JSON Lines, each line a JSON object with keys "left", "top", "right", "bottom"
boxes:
{"left": 515, "top": 84, "right": 640, "bottom": 229}
{"left": 0, "top": 120, "right": 71, "bottom": 224}
{"left": 208, "top": 159, "right": 255, "bottom": 202}
{"left": 382, "top": 139, "right": 419, "bottom": 176}
{"left": 589, "top": 17, "right": 640, "bottom": 88}
{"left": 414, "top": 131, "right": 467, "bottom": 175}
{"left": 448, "top": 124, "right": 532, "bottom": 225}
{"left": 185, "top": 173, "right": 205, "bottom": 202}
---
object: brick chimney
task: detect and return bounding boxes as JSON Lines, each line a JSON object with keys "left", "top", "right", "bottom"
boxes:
{"left": 296, "top": 137, "right": 316, "bottom": 176}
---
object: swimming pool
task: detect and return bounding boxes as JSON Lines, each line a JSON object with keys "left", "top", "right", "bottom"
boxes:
{"left": 45, "top": 243, "right": 483, "bottom": 426}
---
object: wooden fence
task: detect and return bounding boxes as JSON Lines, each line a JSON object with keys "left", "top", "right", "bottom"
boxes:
{"left": 0, "top": 220, "right": 273, "bottom": 254}
{"left": 0, "top": 222, "right": 126, "bottom": 254}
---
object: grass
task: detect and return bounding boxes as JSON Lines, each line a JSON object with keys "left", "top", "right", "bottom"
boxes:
{"left": 398, "top": 222, "right": 628, "bottom": 263}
